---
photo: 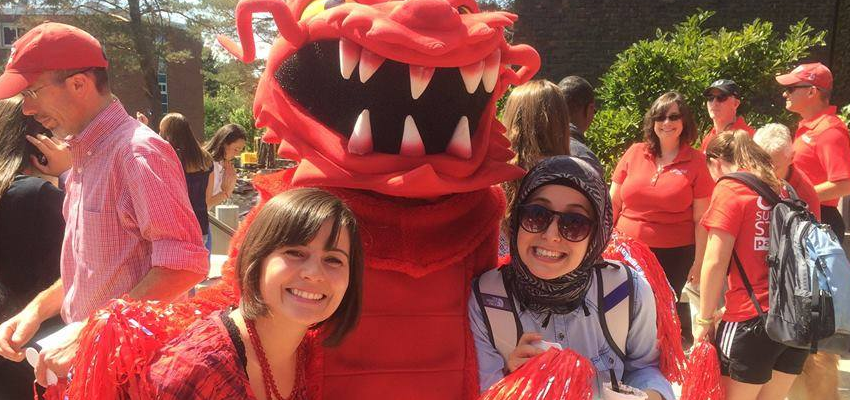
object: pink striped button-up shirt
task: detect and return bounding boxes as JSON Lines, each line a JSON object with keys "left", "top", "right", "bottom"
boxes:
{"left": 60, "top": 100, "right": 209, "bottom": 322}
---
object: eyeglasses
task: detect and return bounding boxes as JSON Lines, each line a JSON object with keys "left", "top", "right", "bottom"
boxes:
{"left": 21, "top": 68, "right": 94, "bottom": 99}
{"left": 704, "top": 94, "right": 730, "bottom": 103}
{"left": 653, "top": 113, "right": 682, "bottom": 123}
{"left": 517, "top": 204, "right": 594, "bottom": 242}
{"left": 783, "top": 85, "right": 814, "bottom": 94}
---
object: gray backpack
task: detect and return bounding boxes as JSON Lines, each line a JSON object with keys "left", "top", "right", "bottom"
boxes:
{"left": 722, "top": 172, "right": 850, "bottom": 356}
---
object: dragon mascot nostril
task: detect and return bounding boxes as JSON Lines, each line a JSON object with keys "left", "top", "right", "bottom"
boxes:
{"left": 221, "top": 0, "right": 541, "bottom": 398}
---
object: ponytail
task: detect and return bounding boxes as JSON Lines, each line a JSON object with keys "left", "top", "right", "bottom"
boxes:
{"left": 705, "top": 130, "right": 783, "bottom": 193}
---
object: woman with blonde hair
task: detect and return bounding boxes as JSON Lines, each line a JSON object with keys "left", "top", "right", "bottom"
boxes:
{"left": 696, "top": 130, "right": 807, "bottom": 400}
{"left": 501, "top": 80, "right": 570, "bottom": 206}
{"left": 159, "top": 113, "right": 214, "bottom": 249}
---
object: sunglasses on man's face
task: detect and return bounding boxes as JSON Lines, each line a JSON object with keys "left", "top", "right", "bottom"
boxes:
{"left": 653, "top": 113, "right": 682, "bottom": 123}
{"left": 783, "top": 85, "right": 814, "bottom": 94}
{"left": 518, "top": 204, "right": 594, "bottom": 242}
{"left": 704, "top": 93, "right": 730, "bottom": 103}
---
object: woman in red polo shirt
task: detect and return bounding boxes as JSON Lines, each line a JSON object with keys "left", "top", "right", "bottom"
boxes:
{"left": 695, "top": 130, "right": 806, "bottom": 399}
{"left": 610, "top": 92, "right": 714, "bottom": 343}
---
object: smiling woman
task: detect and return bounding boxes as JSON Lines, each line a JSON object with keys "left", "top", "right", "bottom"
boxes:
{"left": 145, "top": 188, "right": 364, "bottom": 400}
{"left": 469, "top": 156, "right": 674, "bottom": 399}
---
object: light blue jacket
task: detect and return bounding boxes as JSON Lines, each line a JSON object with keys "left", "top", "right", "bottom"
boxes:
{"left": 469, "top": 267, "right": 675, "bottom": 400}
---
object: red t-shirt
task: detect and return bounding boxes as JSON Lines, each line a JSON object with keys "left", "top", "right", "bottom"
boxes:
{"left": 786, "top": 166, "right": 821, "bottom": 221}
{"left": 701, "top": 178, "right": 778, "bottom": 322}
{"left": 792, "top": 106, "right": 850, "bottom": 207}
{"left": 613, "top": 142, "right": 715, "bottom": 248}
{"left": 699, "top": 116, "right": 755, "bottom": 152}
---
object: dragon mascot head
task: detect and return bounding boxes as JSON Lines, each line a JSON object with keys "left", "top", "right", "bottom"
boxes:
{"left": 218, "top": 0, "right": 539, "bottom": 198}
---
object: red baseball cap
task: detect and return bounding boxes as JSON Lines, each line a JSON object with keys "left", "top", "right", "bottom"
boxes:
{"left": 0, "top": 22, "right": 109, "bottom": 99}
{"left": 775, "top": 62, "right": 833, "bottom": 90}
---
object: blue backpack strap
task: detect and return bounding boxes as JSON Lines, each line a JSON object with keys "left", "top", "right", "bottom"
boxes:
{"left": 473, "top": 269, "right": 523, "bottom": 362}
{"left": 594, "top": 261, "right": 634, "bottom": 361}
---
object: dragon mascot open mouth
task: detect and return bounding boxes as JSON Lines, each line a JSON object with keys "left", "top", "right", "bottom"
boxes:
{"left": 219, "top": 0, "right": 539, "bottom": 198}
{"left": 216, "top": 1, "right": 540, "bottom": 397}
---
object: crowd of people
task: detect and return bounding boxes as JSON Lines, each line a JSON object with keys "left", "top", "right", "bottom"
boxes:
{"left": 0, "top": 19, "right": 848, "bottom": 400}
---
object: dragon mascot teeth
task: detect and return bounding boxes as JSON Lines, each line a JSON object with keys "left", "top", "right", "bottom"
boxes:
{"left": 57, "top": 1, "right": 696, "bottom": 399}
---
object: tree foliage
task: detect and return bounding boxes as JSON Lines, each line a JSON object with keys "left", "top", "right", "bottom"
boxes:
{"left": 586, "top": 10, "right": 826, "bottom": 177}
{"left": 202, "top": 47, "right": 262, "bottom": 149}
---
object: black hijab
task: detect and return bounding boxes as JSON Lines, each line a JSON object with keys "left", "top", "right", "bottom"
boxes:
{"left": 502, "top": 156, "right": 613, "bottom": 315}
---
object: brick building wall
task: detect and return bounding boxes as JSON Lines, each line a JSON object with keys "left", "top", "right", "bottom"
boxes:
{"left": 512, "top": 0, "right": 843, "bottom": 103}
{"left": 0, "top": 16, "right": 204, "bottom": 138}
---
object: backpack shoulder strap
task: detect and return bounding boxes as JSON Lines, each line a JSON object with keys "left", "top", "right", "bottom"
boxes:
{"left": 720, "top": 172, "right": 782, "bottom": 206}
{"left": 731, "top": 250, "right": 767, "bottom": 320}
{"left": 594, "top": 261, "right": 634, "bottom": 361}
{"left": 473, "top": 269, "right": 523, "bottom": 362}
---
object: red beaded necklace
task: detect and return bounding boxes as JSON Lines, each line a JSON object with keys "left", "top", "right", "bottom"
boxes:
{"left": 245, "top": 318, "right": 288, "bottom": 400}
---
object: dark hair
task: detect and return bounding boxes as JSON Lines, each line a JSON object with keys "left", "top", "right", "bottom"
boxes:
{"left": 705, "top": 129, "right": 783, "bottom": 193}
{"left": 236, "top": 188, "right": 363, "bottom": 347}
{"left": 558, "top": 76, "right": 594, "bottom": 117}
{"left": 204, "top": 124, "right": 248, "bottom": 161}
{"left": 501, "top": 80, "right": 571, "bottom": 229}
{"left": 159, "top": 113, "right": 213, "bottom": 173}
{"left": 55, "top": 67, "right": 110, "bottom": 94}
{"left": 0, "top": 97, "right": 50, "bottom": 201}
{"left": 642, "top": 91, "right": 698, "bottom": 157}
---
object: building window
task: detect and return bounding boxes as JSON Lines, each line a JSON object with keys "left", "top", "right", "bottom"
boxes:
{"left": 1, "top": 24, "right": 24, "bottom": 49}
{"left": 158, "top": 61, "right": 168, "bottom": 114}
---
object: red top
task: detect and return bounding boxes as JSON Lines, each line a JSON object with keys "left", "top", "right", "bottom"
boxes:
{"left": 60, "top": 100, "right": 208, "bottom": 322}
{"left": 699, "top": 116, "right": 755, "bottom": 152}
{"left": 792, "top": 106, "right": 850, "bottom": 207}
{"left": 701, "top": 179, "right": 778, "bottom": 322}
{"left": 146, "top": 311, "right": 308, "bottom": 400}
{"left": 786, "top": 166, "right": 821, "bottom": 221}
{"left": 613, "top": 142, "right": 715, "bottom": 248}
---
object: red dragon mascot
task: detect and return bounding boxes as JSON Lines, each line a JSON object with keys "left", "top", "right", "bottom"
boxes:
{"left": 215, "top": 1, "right": 540, "bottom": 398}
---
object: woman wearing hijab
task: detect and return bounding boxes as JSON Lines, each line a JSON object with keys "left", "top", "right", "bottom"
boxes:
{"left": 469, "top": 156, "right": 674, "bottom": 399}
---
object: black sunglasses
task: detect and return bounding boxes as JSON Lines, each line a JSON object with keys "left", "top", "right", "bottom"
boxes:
{"left": 704, "top": 93, "right": 730, "bottom": 102}
{"left": 518, "top": 204, "right": 594, "bottom": 242}
{"left": 653, "top": 113, "right": 682, "bottom": 123}
{"left": 783, "top": 85, "right": 814, "bottom": 94}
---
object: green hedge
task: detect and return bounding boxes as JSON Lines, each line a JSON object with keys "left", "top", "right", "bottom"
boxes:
{"left": 585, "top": 10, "right": 826, "bottom": 178}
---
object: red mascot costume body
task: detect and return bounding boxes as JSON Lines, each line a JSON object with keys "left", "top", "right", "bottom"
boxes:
{"left": 217, "top": 1, "right": 540, "bottom": 398}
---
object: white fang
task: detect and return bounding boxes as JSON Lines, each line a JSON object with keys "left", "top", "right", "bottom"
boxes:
{"left": 339, "top": 38, "right": 361, "bottom": 80}
{"left": 359, "top": 49, "right": 385, "bottom": 83}
{"left": 482, "top": 50, "right": 500, "bottom": 93}
{"left": 409, "top": 65, "right": 435, "bottom": 100}
{"left": 347, "top": 110, "right": 373, "bottom": 155}
{"left": 459, "top": 61, "right": 484, "bottom": 94}
{"left": 400, "top": 115, "right": 426, "bottom": 157}
{"left": 446, "top": 116, "right": 472, "bottom": 159}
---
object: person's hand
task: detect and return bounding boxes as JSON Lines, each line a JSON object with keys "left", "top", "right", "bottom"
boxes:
{"left": 692, "top": 318, "right": 716, "bottom": 345}
{"left": 35, "top": 323, "right": 83, "bottom": 387}
{"left": 687, "top": 263, "right": 701, "bottom": 286}
{"left": 25, "top": 134, "right": 71, "bottom": 177}
{"left": 506, "top": 332, "right": 545, "bottom": 373}
{"left": 644, "top": 389, "right": 664, "bottom": 400}
{"left": 135, "top": 111, "right": 149, "bottom": 126}
{"left": 222, "top": 162, "right": 237, "bottom": 194}
{"left": 0, "top": 309, "right": 42, "bottom": 362}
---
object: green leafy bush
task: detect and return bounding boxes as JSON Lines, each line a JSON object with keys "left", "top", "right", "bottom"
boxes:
{"left": 586, "top": 10, "right": 826, "bottom": 178}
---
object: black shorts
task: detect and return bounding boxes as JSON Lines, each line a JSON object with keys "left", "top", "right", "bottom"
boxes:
{"left": 715, "top": 316, "right": 809, "bottom": 384}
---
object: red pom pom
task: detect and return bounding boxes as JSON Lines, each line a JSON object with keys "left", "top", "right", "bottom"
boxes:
{"left": 680, "top": 340, "right": 725, "bottom": 400}
{"left": 478, "top": 348, "right": 595, "bottom": 400}
{"left": 603, "top": 231, "right": 687, "bottom": 384}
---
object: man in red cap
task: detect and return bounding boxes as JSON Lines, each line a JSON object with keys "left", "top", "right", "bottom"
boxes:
{"left": 777, "top": 61, "right": 847, "bottom": 400}
{"left": 0, "top": 22, "right": 208, "bottom": 388}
